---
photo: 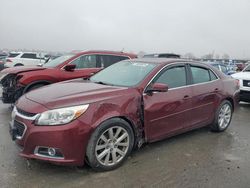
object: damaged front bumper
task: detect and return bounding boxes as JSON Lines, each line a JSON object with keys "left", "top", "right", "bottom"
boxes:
{"left": 0, "top": 74, "right": 25, "bottom": 104}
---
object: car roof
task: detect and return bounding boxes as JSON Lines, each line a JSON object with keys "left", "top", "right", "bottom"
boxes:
{"left": 128, "top": 58, "right": 195, "bottom": 65}
{"left": 143, "top": 53, "right": 180, "bottom": 58}
{"left": 73, "top": 50, "right": 137, "bottom": 58}
{"left": 204, "top": 62, "right": 225, "bottom": 66}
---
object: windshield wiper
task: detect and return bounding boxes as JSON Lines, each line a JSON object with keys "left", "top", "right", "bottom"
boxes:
{"left": 94, "top": 81, "right": 114, "bottom": 86}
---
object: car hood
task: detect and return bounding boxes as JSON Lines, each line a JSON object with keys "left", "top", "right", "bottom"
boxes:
{"left": 25, "top": 80, "right": 134, "bottom": 109}
{"left": 1, "top": 66, "right": 46, "bottom": 74}
{"left": 231, "top": 72, "right": 250, "bottom": 80}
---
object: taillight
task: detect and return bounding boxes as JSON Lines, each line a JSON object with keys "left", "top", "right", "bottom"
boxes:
{"left": 6, "top": 59, "right": 12, "bottom": 63}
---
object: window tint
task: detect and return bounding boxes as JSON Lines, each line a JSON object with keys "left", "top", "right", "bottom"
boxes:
{"left": 71, "top": 55, "right": 97, "bottom": 69}
{"left": 154, "top": 66, "right": 187, "bottom": 89}
{"left": 97, "top": 55, "right": 129, "bottom": 68}
{"left": 191, "top": 66, "right": 210, "bottom": 84}
{"left": 21, "top": 53, "right": 38, "bottom": 59}
{"left": 209, "top": 70, "right": 217, "bottom": 80}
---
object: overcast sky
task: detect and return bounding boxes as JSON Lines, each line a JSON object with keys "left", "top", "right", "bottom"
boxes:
{"left": 0, "top": 0, "right": 250, "bottom": 58}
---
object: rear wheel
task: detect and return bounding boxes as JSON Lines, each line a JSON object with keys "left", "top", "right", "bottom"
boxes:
{"left": 210, "top": 100, "right": 233, "bottom": 132}
{"left": 86, "top": 118, "right": 134, "bottom": 171}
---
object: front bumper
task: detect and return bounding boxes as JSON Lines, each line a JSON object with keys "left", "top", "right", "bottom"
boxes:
{"left": 240, "top": 90, "right": 250, "bottom": 102}
{"left": 0, "top": 74, "right": 25, "bottom": 103}
{"left": 10, "top": 111, "right": 92, "bottom": 166}
{"left": 1, "top": 86, "right": 24, "bottom": 103}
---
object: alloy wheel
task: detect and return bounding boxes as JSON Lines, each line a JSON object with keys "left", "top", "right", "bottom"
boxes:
{"left": 95, "top": 126, "right": 130, "bottom": 166}
{"left": 218, "top": 103, "right": 232, "bottom": 129}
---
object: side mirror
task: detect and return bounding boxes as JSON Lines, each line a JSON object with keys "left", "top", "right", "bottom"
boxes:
{"left": 64, "top": 64, "right": 76, "bottom": 71}
{"left": 147, "top": 83, "right": 168, "bottom": 93}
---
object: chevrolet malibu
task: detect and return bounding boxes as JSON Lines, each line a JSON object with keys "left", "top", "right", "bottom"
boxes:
{"left": 10, "top": 59, "right": 239, "bottom": 171}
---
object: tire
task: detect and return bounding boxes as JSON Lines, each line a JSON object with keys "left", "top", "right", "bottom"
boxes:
{"left": 210, "top": 100, "right": 233, "bottom": 132}
{"left": 86, "top": 118, "right": 134, "bottom": 171}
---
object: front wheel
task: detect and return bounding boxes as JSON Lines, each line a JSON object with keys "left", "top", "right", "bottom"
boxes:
{"left": 86, "top": 118, "right": 134, "bottom": 171}
{"left": 210, "top": 100, "right": 233, "bottom": 132}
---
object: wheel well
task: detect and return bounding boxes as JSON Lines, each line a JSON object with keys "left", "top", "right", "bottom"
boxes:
{"left": 14, "top": 63, "right": 24, "bottom": 66}
{"left": 24, "top": 81, "right": 51, "bottom": 93}
{"left": 117, "top": 116, "right": 142, "bottom": 148}
{"left": 96, "top": 116, "right": 139, "bottom": 148}
{"left": 225, "top": 97, "right": 234, "bottom": 111}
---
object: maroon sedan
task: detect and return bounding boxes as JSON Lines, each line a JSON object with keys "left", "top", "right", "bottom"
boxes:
{"left": 10, "top": 59, "right": 239, "bottom": 171}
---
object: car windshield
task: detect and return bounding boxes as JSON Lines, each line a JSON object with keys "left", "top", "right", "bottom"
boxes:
{"left": 243, "top": 64, "right": 250, "bottom": 72}
{"left": 8, "top": 53, "right": 20, "bottom": 58}
{"left": 90, "top": 61, "right": 157, "bottom": 87}
{"left": 43, "top": 54, "right": 74, "bottom": 68}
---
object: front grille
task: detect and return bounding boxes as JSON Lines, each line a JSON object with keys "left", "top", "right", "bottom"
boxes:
{"left": 243, "top": 80, "right": 250, "bottom": 87}
{"left": 14, "top": 120, "right": 26, "bottom": 138}
{"left": 16, "top": 107, "right": 37, "bottom": 117}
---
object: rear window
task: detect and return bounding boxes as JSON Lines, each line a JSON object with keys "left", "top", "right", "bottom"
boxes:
{"left": 8, "top": 53, "right": 20, "bottom": 58}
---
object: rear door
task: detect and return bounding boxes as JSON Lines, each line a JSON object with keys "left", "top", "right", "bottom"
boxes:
{"left": 188, "top": 64, "right": 221, "bottom": 127}
{"left": 143, "top": 64, "right": 193, "bottom": 142}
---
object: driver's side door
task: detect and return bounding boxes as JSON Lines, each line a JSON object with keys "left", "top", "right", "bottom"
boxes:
{"left": 60, "top": 55, "right": 101, "bottom": 80}
{"left": 143, "top": 64, "right": 193, "bottom": 142}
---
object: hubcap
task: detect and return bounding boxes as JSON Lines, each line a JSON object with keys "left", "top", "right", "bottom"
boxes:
{"left": 218, "top": 103, "right": 232, "bottom": 129}
{"left": 95, "top": 126, "right": 129, "bottom": 166}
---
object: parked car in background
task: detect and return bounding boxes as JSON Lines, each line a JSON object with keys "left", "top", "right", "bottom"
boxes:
{"left": 204, "top": 62, "right": 236, "bottom": 75}
{"left": 4, "top": 52, "right": 46, "bottom": 68}
{"left": 143, "top": 53, "right": 180, "bottom": 58}
{"left": 10, "top": 58, "right": 239, "bottom": 171}
{"left": 0, "top": 50, "right": 137, "bottom": 103}
{"left": 0, "top": 53, "right": 8, "bottom": 70}
{"left": 231, "top": 64, "right": 250, "bottom": 102}
{"left": 0, "top": 60, "right": 5, "bottom": 70}
{"left": 236, "top": 63, "right": 245, "bottom": 71}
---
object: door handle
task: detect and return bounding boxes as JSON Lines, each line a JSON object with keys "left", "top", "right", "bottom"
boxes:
{"left": 183, "top": 95, "right": 190, "bottom": 100}
{"left": 214, "top": 88, "right": 219, "bottom": 92}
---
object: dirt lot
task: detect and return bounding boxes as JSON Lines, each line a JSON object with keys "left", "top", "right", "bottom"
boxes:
{"left": 0, "top": 87, "right": 250, "bottom": 187}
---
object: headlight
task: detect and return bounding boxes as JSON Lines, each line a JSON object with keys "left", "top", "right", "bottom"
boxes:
{"left": 35, "top": 104, "right": 89, "bottom": 126}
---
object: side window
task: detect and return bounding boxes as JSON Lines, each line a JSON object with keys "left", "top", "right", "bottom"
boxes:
{"left": 154, "top": 66, "right": 187, "bottom": 89}
{"left": 71, "top": 55, "right": 97, "bottom": 69}
{"left": 191, "top": 66, "right": 210, "bottom": 84}
{"left": 97, "top": 55, "right": 129, "bottom": 68}
{"left": 209, "top": 70, "right": 218, "bottom": 80}
{"left": 21, "top": 53, "right": 38, "bottom": 59}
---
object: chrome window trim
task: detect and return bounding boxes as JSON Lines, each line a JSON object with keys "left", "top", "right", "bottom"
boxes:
{"left": 143, "top": 62, "right": 220, "bottom": 93}
{"left": 61, "top": 53, "right": 130, "bottom": 70}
